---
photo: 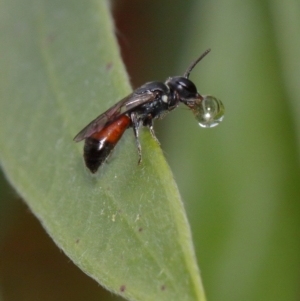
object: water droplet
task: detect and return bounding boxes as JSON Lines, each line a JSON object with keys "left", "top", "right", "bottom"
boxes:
{"left": 194, "top": 95, "right": 224, "bottom": 128}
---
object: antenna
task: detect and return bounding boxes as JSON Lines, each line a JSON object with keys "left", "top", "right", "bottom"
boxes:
{"left": 183, "top": 48, "right": 211, "bottom": 79}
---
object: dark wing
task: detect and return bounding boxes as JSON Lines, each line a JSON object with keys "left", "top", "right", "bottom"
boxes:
{"left": 73, "top": 90, "right": 156, "bottom": 142}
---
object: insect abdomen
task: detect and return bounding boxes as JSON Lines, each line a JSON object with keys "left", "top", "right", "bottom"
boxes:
{"left": 83, "top": 138, "right": 112, "bottom": 173}
{"left": 83, "top": 115, "right": 131, "bottom": 173}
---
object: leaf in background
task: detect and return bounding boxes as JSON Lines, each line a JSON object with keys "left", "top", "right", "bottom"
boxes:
{"left": 0, "top": 1, "right": 205, "bottom": 301}
{"left": 162, "top": 1, "right": 300, "bottom": 301}
{"left": 269, "top": 0, "right": 300, "bottom": 151}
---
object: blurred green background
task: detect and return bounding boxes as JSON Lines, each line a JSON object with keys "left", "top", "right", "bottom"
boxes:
{"left": 1, "top": 0, "right": 299, "bottom": 301}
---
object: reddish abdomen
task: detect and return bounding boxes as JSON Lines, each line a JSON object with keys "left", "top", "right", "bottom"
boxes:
{"left": 83, "top": 115, "right": 131, "bottom": 173}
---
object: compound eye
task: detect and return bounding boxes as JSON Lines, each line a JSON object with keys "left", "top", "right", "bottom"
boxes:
{"left": 174, "top": 77, "right": 198, "bottom": 95}
{"left": 166, "top": 76, "right": 198, "bottom": 98}
{"left": 179, "top": 80, "right": 197, "bottom": 94}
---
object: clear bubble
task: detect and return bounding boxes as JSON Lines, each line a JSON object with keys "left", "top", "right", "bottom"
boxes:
{"left": 194, "top": 95, "right": 225, "bottom": 128}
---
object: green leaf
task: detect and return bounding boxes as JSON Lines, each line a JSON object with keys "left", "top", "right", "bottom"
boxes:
{"left": 0, "top": 1, "right": 205, "bottom": 301}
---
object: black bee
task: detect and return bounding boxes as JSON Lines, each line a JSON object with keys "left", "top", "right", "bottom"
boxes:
{"left": 74, "top": 49, "right": 224, "bottom": 173}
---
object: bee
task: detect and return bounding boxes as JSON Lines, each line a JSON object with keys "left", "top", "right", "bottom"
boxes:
{"left": 74, "top": 49, "right": 224, "bottom": 173}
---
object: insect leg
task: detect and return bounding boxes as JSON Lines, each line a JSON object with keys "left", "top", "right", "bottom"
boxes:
{"left": 130, "top": 112, "right": 142, "bottom": 164}
{"left": 147, "top": 118, "right": 160, "bottom": 145}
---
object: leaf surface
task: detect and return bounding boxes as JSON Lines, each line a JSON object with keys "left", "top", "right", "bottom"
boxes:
{"left": 0, "top": 1, "right": 205, "bottom": 300}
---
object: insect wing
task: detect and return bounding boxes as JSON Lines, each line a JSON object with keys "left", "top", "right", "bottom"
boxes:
{"left": 73, "top": 91, "right": 156, "bottom": 142}
{"left": 73, "top": 94, "right": 132, "bottom": 142}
